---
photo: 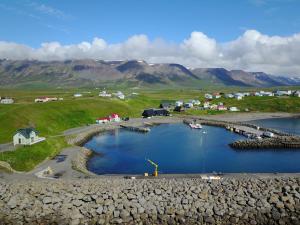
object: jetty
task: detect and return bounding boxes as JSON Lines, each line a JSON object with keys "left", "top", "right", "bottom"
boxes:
{"left": 183, "top": 118, "right": 300, "bottom": 150}
{"left": 120, "top": 125, "right": 150, "bottom": 133}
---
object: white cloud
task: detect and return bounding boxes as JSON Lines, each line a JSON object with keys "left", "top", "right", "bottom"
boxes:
{"left": 0, "top": 30, "right": 300, "bottom": 76}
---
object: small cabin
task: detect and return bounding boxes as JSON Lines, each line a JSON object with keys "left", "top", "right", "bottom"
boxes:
{"left": 160, "top": 100, "right": 174, "bottom": 109}
{"left": 142, "top": 109, "right": 169, "bottom": 118}
{"left": 13, "top": 128, "right": 45, "bottom": 146}
{"left": 0, "top": 98, "right": 14, "bottom": 104}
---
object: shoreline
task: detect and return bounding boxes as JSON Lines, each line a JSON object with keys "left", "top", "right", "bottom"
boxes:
{"left": 0, "top": 112, "right": 300, "bottom": 180}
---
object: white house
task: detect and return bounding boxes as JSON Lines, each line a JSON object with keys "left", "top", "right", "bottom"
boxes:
{"left": 35, "top": 97, "right": 58, "bottom": 103}
{"left": 234, "top": 93, "right": 243, "bottom": 100}
{"left": 205, "top": 94, "right": 213, "bottom": 99}
{"left": 191, "top": 100, "right": 201, "bottom": 106}
{"left": 74, "top": 93, "right": 82, "bottom": 97}
{"left": 224, "top": 94, "right": 234, "bottom": 98}
{"left": 184, "top": 103, "right": 193, "bottom": 108}
{"left": 114, "top": 91, "right": 125, "bottom": 100}
{"left": 203, "top": 101, "right": 210, "bottom": 109}
{"left": 213, "top": 93, "right": 221, "bottom": 99}
{"left": 13, "top": 128, "right": 45, "bottom": 146}
{"left": 99, "top": 91, "right": 112, "bottom": 97}
{"left": 0, "top": 98, "right": 14, "bottom": 104}
{"left": 260, "top": 91, "right": 274, "bottom": 97}
{"left": 175, "top": 100, "right": 183, "bottom": 107}
{"left": 293, "top": 91, "right": 300, "bottom": 97}
{"left": 229, "top": 107, "right": 239, "bottom": 112}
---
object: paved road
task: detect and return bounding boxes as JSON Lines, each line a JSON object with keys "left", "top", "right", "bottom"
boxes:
{"left": 29, "top": 146, "right": 87, "bottom": 179}
{"left": 0, "top": 143, "right": 15, "bottom": 153}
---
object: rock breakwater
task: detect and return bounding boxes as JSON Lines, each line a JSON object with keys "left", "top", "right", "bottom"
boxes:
{"left": 0, "top": 177, "right": 300, "bottom": 225}
{"left": 230, "top": 136, "right": 300, "bottom": 149}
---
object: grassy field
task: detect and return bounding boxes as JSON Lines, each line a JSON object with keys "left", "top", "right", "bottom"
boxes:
{"left": 0, "top": 136, "right": 67, "bottom": 171}
{"left": 0, "top": 87, "right": 299, "bottom": 171}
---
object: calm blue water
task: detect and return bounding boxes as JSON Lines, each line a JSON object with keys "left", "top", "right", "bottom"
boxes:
{"left": 85, "top": 119, "right": 300, "bottom": 174}
{"left": 250, "top": 117, "right": 300, "bottom": 135}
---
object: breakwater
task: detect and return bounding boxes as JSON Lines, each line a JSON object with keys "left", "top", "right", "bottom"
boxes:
{"left": 0, "top": 177, "right": 300, "bottom": 225}
{"left": 120, "top": 125, "right": 150, "bottom": 133}
{"left": 184, "top": 118, "right": 300, "bottom": 150}
{"left": 230, "top": 136, "right": 300, "bottom": 149}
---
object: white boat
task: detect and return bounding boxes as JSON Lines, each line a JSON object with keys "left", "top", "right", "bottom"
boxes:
{"left": 189, "top": 123, "right": 202, "bottom": 129}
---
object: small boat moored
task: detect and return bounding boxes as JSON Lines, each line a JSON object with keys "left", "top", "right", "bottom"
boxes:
{"left": 189, "top": 123, "right": 202, "bottom": 129}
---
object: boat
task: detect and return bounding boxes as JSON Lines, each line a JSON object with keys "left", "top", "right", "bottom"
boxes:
{"left": 189, "top": 123, "right": 202, "bottom": 129}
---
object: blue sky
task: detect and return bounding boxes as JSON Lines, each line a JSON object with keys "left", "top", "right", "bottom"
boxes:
{"left": 0, "top": 0, "right": 299, "bottom": 46}
{"left": 0, "top": 0, "right": 300, "bottom": 76}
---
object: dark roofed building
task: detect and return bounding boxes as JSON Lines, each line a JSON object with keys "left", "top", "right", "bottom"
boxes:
{"left": 142, "top": 109, "right": 170, "bottom": 118}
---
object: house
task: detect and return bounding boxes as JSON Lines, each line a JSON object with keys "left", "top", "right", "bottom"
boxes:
{"left": 13, "top": 128, "right": 45, "bottom": 146}
{"left": 74, "top": 93, "right": 82, "bottom": 97}
{"left": 99, "top": 91, "right": 112, "bottom": 97}
{"left": 96, "top": 117, "right": 109, "bottom": 124}
{"left": 293, "top": 91, "right": 300, "bottom": 97}
{"left": 213, "top": 93, "right": 221, "bottom": 99}
{"left": 260, "top": 91, "right": 274, "bottom": 97}
{"left": 254, "top": 92, "right": 262, "bottom": 97}
{"left": 109, "top": 113, "right": 121, "bottom": 122}
{"left": 113, "top": 91, "right": 125, "bottom": 100}
{"left": 203, "top": 101, "right": 210, "bottom": 109}
{"left": 217, "top": 105, "right": 227, "bottom": 111}
{"left": 224, "top": 94, "right": 234, "bottom": 98}
{"left": 210, "top": 104, "right": 218, "bottom": 110}
{"left": 35, "top": 97, "right": 58, "bottom": 103}
{"left": 234, "top": 93, "right": 243, "bottom": 100}
{"left": 142, "top": 109, "right": 169, "bottom": 118}
{"left": 184, "top": 103, "right": 193, "bottom": 108}
{"left": 229, "top": 107, "right": 239, "bottom": 112}
{"left": 173, "top": 106, "right": 185, "bottom": 112}
{"left": 96, "top": 113, "right": 121, "bottom": 124}
{"left": 191, "top": 100, "right": 201, "bottom": 105}
{"left": 175, "top": 100, "right": 183, "bottom": 107}
{"left": 160, "top": 100, "right": 174, "bottom": 109}
{"left": 0, "top": 98, "right": 14, "bottom": 104}
{"left": 205, "top": 94, "right": 213, "bottom": 99}
{"left": 274, "top": 90, "right": 291, "bottom": 96}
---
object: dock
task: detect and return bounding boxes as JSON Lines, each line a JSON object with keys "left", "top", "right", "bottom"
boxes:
{"left": 120, "top": 125, "right": 150, "bottom": 133}
{"left": 184, "top": 118, "right": 300, "bottom": 150}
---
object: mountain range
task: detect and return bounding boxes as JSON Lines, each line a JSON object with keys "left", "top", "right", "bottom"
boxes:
{"left": 0, "top": 59, "right": 300, "bottom": 88}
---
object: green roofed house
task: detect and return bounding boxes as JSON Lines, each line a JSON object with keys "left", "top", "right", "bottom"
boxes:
{"left": 13, "top": 128, "right": 46, "bottom": 146}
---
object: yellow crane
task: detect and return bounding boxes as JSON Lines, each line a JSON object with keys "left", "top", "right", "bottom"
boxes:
{"left": 147, "top": 159, "right": 158, "bottom": 177}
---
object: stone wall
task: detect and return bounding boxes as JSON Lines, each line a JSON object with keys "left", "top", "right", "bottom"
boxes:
{"left": 0, "top": 177, "right": 299, "bottom": 225}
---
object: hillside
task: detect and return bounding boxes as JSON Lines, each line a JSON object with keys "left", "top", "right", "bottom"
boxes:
{"left": 0, "top": 59, "right": 300, "bottom": 88}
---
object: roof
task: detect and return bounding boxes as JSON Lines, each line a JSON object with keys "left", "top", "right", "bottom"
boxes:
{"left": 110, "top": 113, "right": 119, "bottom": 118}
{"left": 15, "top": 128, "right": 38, "bottom": 138}
{"left": 97, "top": 117, "right": 109, "bottom": 121}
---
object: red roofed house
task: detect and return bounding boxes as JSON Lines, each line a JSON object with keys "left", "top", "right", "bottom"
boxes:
{"left": 96, "top": 113, "right": 121, "bottom": 124}
{"left": 96, "top": 117, "right": 109, "bottom": 124}
{"left": 109, "top": 113, "right": 121, "bottom": 122}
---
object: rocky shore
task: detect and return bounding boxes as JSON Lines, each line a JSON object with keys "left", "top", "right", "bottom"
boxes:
{"left": 1, "top": 177, "right": 300, "bottom": 225}
{"left": 230, "top": 136, "right": 300, "bottom": 149}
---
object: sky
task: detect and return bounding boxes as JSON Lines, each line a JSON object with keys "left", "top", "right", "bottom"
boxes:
{"left": 0, "top": 0, "right": 300, "bottom": 76}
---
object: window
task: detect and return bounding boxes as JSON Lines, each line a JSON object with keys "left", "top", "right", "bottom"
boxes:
{"left": 18, "top": 138, "right": 21, "bottom": 144}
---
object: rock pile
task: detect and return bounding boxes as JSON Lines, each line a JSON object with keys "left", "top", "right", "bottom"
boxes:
{"left": 0, "top": 177, "right": 300, "bottom": 224}
{"left": 230, "top": 136, "right": 300, "bottom": 149}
